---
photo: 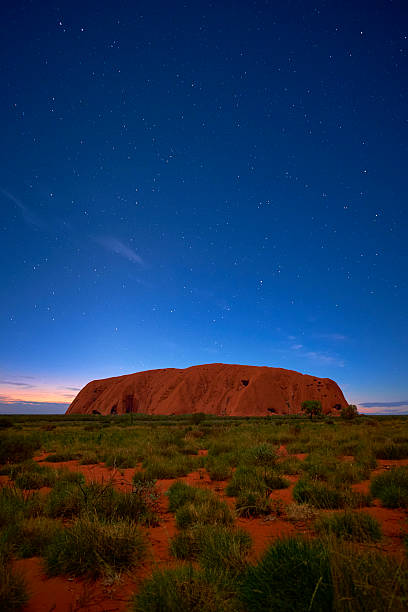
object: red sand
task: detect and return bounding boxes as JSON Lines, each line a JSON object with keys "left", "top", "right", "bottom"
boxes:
{"left": 6, "top": 451, "right": 407, "bottom": 611}
{"left": 67, "top": 363, "right": 347, "bottom": 417}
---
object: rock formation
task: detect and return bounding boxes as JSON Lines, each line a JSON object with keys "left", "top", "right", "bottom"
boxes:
{"left": 66, "top": 363, "right": 347, "bottom": 417}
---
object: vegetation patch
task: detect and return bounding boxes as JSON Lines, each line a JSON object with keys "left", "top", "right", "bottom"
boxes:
{"left": 240, "top": 537, "right": 333, "bottom": 611}
{"left": 132, "top": 565, "right": 239, "bottom": 612}
{"left": 293, "top": 479, "right": 370, "bottom": 509}
{"left": 44, "top": 517, "right": 145, "bottom": 578}
{"left": 315, "top": 510, "right": 382, "bottom": 542}
{"left": 370, "top": 467, "right": 408, "bottom": 507}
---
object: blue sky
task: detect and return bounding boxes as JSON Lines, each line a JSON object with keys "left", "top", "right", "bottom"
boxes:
{"left": 0, "top": 1, "right": 407, "bottom": 414}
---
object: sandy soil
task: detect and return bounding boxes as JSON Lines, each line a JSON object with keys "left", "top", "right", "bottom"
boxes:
{"left": 5, "top": 450, "right": 406, "bottom": 611}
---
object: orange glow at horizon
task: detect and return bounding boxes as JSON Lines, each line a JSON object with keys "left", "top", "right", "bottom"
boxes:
{"left": 0, "top": 385, "right": 76, "bottom": 404}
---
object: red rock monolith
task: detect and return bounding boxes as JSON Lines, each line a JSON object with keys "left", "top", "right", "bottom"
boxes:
{"left": 66, "top": 363, "right": 347, "bottom": 417}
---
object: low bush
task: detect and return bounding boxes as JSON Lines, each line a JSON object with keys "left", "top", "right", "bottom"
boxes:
{"left": 143, "top": 455, "right": 196, "bottom": 479}
{"left": 170, "top": 525, "right": 251, "bottom": 576}
{"left": 133, "top": 565, "right": 238, "bottom": 612}
{"left": 293, "top": 479, "right": 370, "bottom": 509}
{"left": 370, "top": 467, "right": 408, "bottom": 508}
{"left": 44, "top": 517, "right": 145, "bottom": 578}
{"left": 226, "top": 466, "right": 264, "bottom": 497}
{"left": 235, "top": 492, "right": 274, "bottom": 518}
{"left": 15, "top": 517, "right": 63, "bottom": 557}
{"left": 374, "top": 442, "right": 408, "bottom": 460}
{"left": 45, "top": 480, "right": 159, "bottom": 524}
{"left": 0, "top": 486, "right": 44, "bottom": 528}
{"left": 206, "top": 458, "right": 232, "bottom": 481}
{"left": 329, "top": 537, "right": 408, "bottom": 611}
{"left": 176, "top": 495, "right": 234, "bottom": 529}
{"left": 246, "top": 443, "right": 278, "bottom": 468}
{"left": 278, "top": 457, "right": 303, "bottom": 475}
{"left": 166, "top": 481, "right": 213, "bottom": 512}
{"left": 44, "top": 451, "right": 78, "bottom": 462}
{"left": 315, "top": 510, "right": 381, "bottom": 542}
{"left": 0, "top": 432, "right": 41, "bottom": 464}
{"left": 240, "top": 537, "right": 333, "bottom": 611}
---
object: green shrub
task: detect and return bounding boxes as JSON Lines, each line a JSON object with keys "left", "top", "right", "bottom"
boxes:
{"left": 293, "top": 479, "right": 369, "bottom": 509}
{"left": 279, "top": 457, "right": 303, "bottom": 474}
{"left": 341, "top": 404, "right": 358, "bottom": 420}
{"left": 206, "top": 458, "right": 232, "bottom": 481}
{"left": 133, "top": 565, "right": 238, "bottom": 612}
{"left": 44, "top": 451, "right": 78, "bottom": 462}
{"left": 143, "top": 455, "right": 196, "bottom": 479}
{"left": 226, "top": 466, "right": 264, "bottom": 497}
{"left": 374, "top": 442, "right": 408, "bottom": 460}
{"left": 167, "top": 481, "right": 208, "bottom": 513}
{"left": 170, "top": 525, "right": 251, "bottom": 576}
{"left": 329, "top": 538, "right": 408, "bottom": 611}
{"left": 240, "top": 537, "right": 333, "bottom": 611}
{"left": 44, "top": 517, "right": 145, "bottom": 578}
{"left": 264, "top": 472, "right": 289, "bottom": 490}
{"left": 15, "top": 517, "right": 63, "bottom": 557}
{"left": 315, "top": 510, "right": 381, "bottom": 542}
{"left": 45, "top": 481, "right": 159, "bottom": 524}
{"left": 79, "top": 451, "right": 99, "bottom": 465}
{"left": 370, "top": 467, "right": 408, "bottom": 508}
{"left": 301, "top": 400, "right": 323, "bottom": 420}
{"left": 190, "top": 413, "right": 206, "bottom": 425}
{"left": 175, "top": 496, "right": 233, "bottom": 529}
{"left": 0, "top": 486, "right": 44, "bottom": 527}
{"left": 170, "top": 529, "right": 200, "bottom": 560}
{"left": 235, "top": 492, "right": 274, "bottom": 518}
{"left": 246, "top": 443, "right": 278, "bottom": 468}
{"left": 104, "top": 450, "right": 138, "bottom": 468}
{"left": 0, "top": 432, "right": 41, "bottom": 464}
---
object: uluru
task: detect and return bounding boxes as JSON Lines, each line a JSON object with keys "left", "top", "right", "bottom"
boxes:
{"left": 66, "top": 363, "right": 348, "bottom": 417}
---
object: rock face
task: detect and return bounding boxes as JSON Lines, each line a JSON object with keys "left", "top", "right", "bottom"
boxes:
{"left": 66, "top": 363, "right": 347, "bottom": 417}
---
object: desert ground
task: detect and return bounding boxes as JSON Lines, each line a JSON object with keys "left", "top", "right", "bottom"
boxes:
{"left": 1, "top": 412, "right": 408, "bottom": 611}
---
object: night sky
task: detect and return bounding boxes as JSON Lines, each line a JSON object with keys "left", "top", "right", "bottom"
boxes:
{"left": 1, "top": 1, "right": 407, "bottom": 414}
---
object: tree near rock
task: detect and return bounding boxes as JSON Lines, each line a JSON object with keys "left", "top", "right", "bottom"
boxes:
{"left": 341, "top": 404, "right": 359, "bottom": 420}
{"left": 301, "top": 400, "right": 323, "bottom": 420}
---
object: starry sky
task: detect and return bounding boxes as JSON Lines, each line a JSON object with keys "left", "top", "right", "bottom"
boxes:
{"left": 1, "top": 1, "right": 407, "bottom": 415}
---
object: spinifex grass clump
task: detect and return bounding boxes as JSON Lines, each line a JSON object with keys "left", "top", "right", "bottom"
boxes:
{"left": 226, "top": 465, "right": 288, "bottom": 498}
{"left": 176, "top": 495, "right": 233, "bottom": 529}
{"left": 374, "top": 442, "right": 408, "bottom": 460}
{"left": 167, "top": 481, "right": 233, "bottom": 527}
{"left": 167, "top": 481, "right": 204, "bottom": 512}
{"left": 234, "top": 491, "right": 272, "bottom": 518}
{"left": 205, "top": 457, "right": 233, "bottom": 481}
{"left": 133, "top": 565, "right": 239, "bottom": 612}
{"left": 8, "top": 461, "right": 84, "bottom": 490}
{"left": 370, "top": 466, "right": 408, "bottom": 508}
{"left": 278, "top": 456, "right": 303, "bottom": 474}
{"left": 44, "top": 517, "right": 146, "bottom": 578}
{"left": 45, "top": 480, "right": 160, "bottom": 524}
{"left": 0, "top": 486, "right": 44, "bottom": 528}
{"left": 170, "top": 525, "right": 252, "bottom": 577}
{"left": 329, "top": 537, "right": 408, "bottom": 612}
{"left": 240, "top": 537, "right": 333, "bottom": 612}
{"left": 245, "top": 443, "right": 278, "bottom": 468}
{"left": 293, "top": 479, "right": 370, "bottom": 509}
{"left": 14, "top": 517, "right": 63, "bottom": 558}
{"left": 315, "top": 510, "right": 382, "bottom": 542}
{"left": 0, "top": 551, "right": 28, "bottom": 611}
{"left": 0, "top": 431, "right": 41, "bottom": 464}
{"left": 44, "top": 451, "right": 79, "bottom": 462}
{"left": 142, "top": 454, "right": 198, "bottom": 479}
